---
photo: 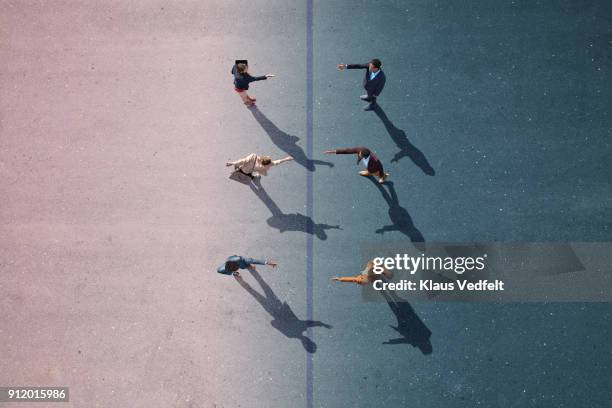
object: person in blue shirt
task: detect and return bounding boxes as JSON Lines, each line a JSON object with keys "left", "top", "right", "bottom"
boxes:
{"left": 217, "top": 255, "right": 277, "bottom": 276}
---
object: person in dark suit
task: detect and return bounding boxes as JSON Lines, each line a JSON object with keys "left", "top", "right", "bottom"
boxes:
{"left": 324, "top": 146, "right": 389, "bottom": 183}
{"left": 338, "top": 58, "right": 386, "bottom": 111}
{"left": 231, "top": 62, "right": 275, "bottom": 106}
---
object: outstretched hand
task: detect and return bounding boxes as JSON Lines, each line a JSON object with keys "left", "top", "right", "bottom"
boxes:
{"left": 225, "top": 162, "right": 234, "bottom": 167}
{"left": 323, "top": 150, "right": 336, "bottom": 154}
{"left": 266, "top": 74, "right": 276, "bottom": 78}
{"left": 266, "top": 260, "right": 278, "bottom": 268}
{"left": 337, "top": 64, "right": 346, "bottom": 70}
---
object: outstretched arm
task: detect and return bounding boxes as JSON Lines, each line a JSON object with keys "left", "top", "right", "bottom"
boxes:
{"left": 243, "top": 257, "right": 265, "bottom": 265}
{"left": 383, "top": 338, "right": 409, "bottom": 345}
{"left": 324, "top": 147, "right": 362, "bottom": 155}
{"left": 272, "top": 156, "right": 294, "bottom": 166}
{"left": 306, "top": 320, "right": 332, "bottom": 329}
{"left": 338, "top": 63, "right": 368, "bottom": 70}
{"left": 332, "top": 275, "right": 366, "bottom": 284}
{"left": 243, "top": 257, "right": 278, "bottom": 268}
{"left": 376, "top": 225, "right": 399, "bottom": 234}
{"left": 249, "top": 74, "right": 275, "bottom": 82}
{"left": 249, "top": 74, "right": 267, "bottom": 81}
{"left": 332, "top": 276, "right": 360, "bottom": 283}
{"left": 391, "top": 151, "right": 409, "bottom": 163}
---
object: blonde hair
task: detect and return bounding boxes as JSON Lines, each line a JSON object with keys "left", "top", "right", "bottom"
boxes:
{"left": 365, "top": 260, "right": 390, "bottom": 283}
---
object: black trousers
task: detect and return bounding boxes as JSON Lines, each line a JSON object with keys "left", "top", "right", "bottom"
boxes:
{"left": 237, "top": 168, "right": 255, "bottom": 179}
{"left": 361, "top": 94, "right": 377, "bottom": 104}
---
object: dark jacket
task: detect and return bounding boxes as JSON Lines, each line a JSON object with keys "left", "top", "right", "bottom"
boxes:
{"left": 347, "top": 63, "right": 386, "bottom": 97}
{"left": 334, "top": 146, "right": 385, "bottom": 175}
{"left": 231, "top": 65, "right": 266, "bottom": 90}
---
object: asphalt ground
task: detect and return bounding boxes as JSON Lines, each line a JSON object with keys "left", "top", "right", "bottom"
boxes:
{"left": 1, "top": 1, "right": 611, "bottom": 407}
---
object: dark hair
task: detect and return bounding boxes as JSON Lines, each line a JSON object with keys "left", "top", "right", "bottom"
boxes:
{"left": 236, "top": 63, "right": 247, "bottom": 74}
{"left": 357, "top": 148, "right": 371, "bottom": 165}
{"left": 370, "top": 58, "right": 382, "bottom": 69}
{"left": 261, "top": 156, "right": 272, "bottom": 165}
{"left": 225, "top": 261, "right": 239, "bottom": 272}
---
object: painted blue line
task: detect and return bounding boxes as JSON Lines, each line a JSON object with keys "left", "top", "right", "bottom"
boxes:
{"left": 305, "top": 0, "right": 314, "bottom": 407}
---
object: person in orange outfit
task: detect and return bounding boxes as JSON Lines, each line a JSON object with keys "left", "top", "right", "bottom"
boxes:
{"left": 332, "top": 260, "right": 392, "bottom": 285}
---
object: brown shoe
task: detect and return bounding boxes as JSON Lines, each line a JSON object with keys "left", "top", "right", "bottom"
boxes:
{"left": 378, "top": 172, "right": 389, "bottom": 184}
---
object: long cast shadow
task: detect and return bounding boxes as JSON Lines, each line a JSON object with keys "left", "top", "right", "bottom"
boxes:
{"left": 250, "top": 181, "right": 341, "bottom": 240}
{"left": 374, "top": 105, "right": 435, "bottom": 176}
{"left": 368, "top": 179, "right": 425, "bottom": 243}
{"left": 235, "top": 268, "right": 331, "bottom": 353}
{"left": 249, "top": 106, "right": 334, "bottom": 171}
{"left": 381, "top": 289, "right": 433, "bottom": 355}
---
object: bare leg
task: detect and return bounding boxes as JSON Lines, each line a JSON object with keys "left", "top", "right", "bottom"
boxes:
{"left": 237, "top": 90, "right": 254, "bottom": 106}
{"left": 375, "top": 171, "right": 389, "bottom": 183}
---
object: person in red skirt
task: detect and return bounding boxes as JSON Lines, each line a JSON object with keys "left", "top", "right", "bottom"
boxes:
{"left": 231, "top": 61, "right": 275, "bottom": 106}
{"left": 324, "top": 146, "right": 389, "bottom": 184}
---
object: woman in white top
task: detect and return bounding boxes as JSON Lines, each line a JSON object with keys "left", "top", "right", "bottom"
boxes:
{"left": 226, "top": 153, "right": 293, "bottom": 179}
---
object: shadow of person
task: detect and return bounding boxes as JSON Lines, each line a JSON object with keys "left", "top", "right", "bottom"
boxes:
{"left": 249, "top": 106, "right": 334, "bottom": 171}
{"left": 249, "top": 181, "right": 341, "bottom": 240}
{"left": 374, "top": 105, "right": 435, "bottom": 176}
{"left": 381, "top": 289, "right": 432, "bottom": 355}
{"left": 235, "top": 268, "right": 332, "bottom": 353}
{"left": 368, "top": 179, "right": 425, "bottom": 243}
{"left": 228, "top": 170, "right": 253, "bottom": 185}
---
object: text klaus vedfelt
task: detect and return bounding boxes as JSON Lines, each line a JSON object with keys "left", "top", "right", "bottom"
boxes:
{"left": 371, "top": 254, "right": 505, "bottom": 292}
